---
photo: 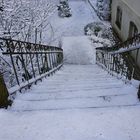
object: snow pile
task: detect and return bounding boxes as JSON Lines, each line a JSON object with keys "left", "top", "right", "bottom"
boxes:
{"left": 84, "top": 22, "right": 118, "bottom": 46}
{"left": 62, "top": 36, "right": 95, "bottom": 64}
{"left": 57, "top": 0, "right": 72, "bottom": 18}
{"left": 89, "top": 35, "right": 112, "bottom": 48}
{"left": 84, "top": 21, "right": 120, "bottom": 49}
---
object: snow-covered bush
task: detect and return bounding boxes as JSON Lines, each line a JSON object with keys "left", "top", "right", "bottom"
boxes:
{"left": 99, "top": 27, "right": 119, "bottom": 45}
{"left": 0, "top": 0, "right": 56, "bottom": 42}
{"left": 96, "top": 0, "right": 111, "bottom": 21}
{"left": 84, "top": 22, "right": 120, "bottom": 48}
{"left": 89, "top": 35, "right": 112, "bottom": 48}
{"left": 84, "top": 22, "right": 105, "bottom": 36}
{"left": 57, "top": 0, "right": 72, "bottom": 17}
{"left": 84, "top": 22, "right": 119, "bottom": 46}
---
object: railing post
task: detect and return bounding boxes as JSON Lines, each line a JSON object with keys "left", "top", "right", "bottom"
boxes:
{"left": 137, "top": 84, "right": 140, "bottom": 101}
{"left": 0, "top": 73, "right": 12, "bottom": 108}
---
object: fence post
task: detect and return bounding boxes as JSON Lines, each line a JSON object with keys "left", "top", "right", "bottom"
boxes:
{"left": 137, "top": 84, "right": 140, "bottom": 101}
{"left": 0, "top": 73, "right": 11, "bottom": 108}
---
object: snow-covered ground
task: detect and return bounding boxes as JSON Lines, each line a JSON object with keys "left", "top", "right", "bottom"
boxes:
{"left": 0, "top": 62, "right": 140, "bottom": 140}
{"left": 88, "top": 0, "right": 98, "bottom": 11}
{"left": 0, "top": 1, "right": 140, "bottom": 140}
{"left": 62, "top": 36, "right": 95, "bottom": 64}
{"left": 43, "top": 0, "right": 100, "bottom": 45}
{"left": 1, "top": 105, "right": 140, "bottom": 140}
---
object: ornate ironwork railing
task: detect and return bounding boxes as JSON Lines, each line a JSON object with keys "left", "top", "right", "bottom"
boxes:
{"left": 103, "top": 33, "right": 140, "bottom": 52}
{"left": 96, "top": 33, "right": 140, "bottom": 82}
{"left": 0, "top": 37, "right": 63, "bottom": 107}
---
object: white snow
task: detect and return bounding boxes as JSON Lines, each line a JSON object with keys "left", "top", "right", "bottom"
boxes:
{"left": 111, "top": 45, "right": 140, "bottom": 54}
{"left": 0, "top": 105, "right": 140, "bottom": 140}
{"left": 43, "top": 0, "right": 100, "bottom": 45}
{"left": 0, "top": 1, "right": 140, "bottom": 140}
{"left": 62, "top": 36, "right": 95, "bottom": 64}
{"left": 0, "top": 64, "right": 140, "bottom": 140}
{"left": 88, "top": 0, "right": 98, "bottom": 12}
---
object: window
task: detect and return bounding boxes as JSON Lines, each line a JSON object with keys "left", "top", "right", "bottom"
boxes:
{"left": 128, "top": 21, "right": 138, "bottom": 38}
{"left": 115, "top": 6, "right": 122, "bottom": 29}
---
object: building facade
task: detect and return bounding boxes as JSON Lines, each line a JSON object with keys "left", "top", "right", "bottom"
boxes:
{"left": 111, "top": 0, "right": 140, "bottom": 68}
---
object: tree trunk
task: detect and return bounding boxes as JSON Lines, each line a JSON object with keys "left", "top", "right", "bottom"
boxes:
{"left": 0, "top": 73, "right": 11, "bottom": 108}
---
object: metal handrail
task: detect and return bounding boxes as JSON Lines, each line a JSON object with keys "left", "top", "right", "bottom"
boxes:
{"left": 96, "top": 33, "right": 140, "bottom": 52}
{"left": 96, "top": 34, "right": 140, "bottom": 81}
{"left": 0, "top": 37, "right": 63, "bottom": 107}
{"left": 0, "top": 37, "right": 61, "bottom": 50}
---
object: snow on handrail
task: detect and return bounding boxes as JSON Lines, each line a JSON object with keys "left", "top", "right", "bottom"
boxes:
{"left": 96, "top": 33, "right": 140, "bottom": 52}
{"left": 0, "top": 37, "right": 63, "bottom": 105}
{"left": 96, "top": 33, "right": 140, "bottom": 82}
{"left": 0, "top": 37, "right": 62, "bottom": 50}
{"left": 110, "top": 45, "right": 140, "bottom": 54}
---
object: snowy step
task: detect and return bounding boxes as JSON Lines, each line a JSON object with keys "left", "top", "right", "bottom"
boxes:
{"left": 27, "top": 85, "right": 123, "bottom": 93}
{"left": 11, "top": 93, "right": 138, "bottom": 111}
{"left": 16, "top": 89, "right": 135, "bottom": 102}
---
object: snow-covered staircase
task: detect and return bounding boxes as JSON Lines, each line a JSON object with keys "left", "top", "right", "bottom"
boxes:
{"left": 11, "top": 36, "right": 139, "bottom": 111}
{"left": 11, "top": 64, "right": 138, "bottom": 111}
{"left": 1, "top": 1, "right": 140, "bottom": 139}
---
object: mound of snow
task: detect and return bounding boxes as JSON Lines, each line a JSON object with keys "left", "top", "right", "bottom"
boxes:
{"left": 62, "top": 36, "right": 95, "bottom": 65}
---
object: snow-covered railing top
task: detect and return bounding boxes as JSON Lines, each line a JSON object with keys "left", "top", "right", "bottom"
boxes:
{"left": 96, "top": 33, "right": 140, "bottom": 53}
{"left": 0, "top": 37, "right": 62, "bottom": 53}
{"left": 95, "top": 33, "right": 140, "bottom": 81}
{"left": 110, "top": 45, "right": 140, "bottom": 54}
{"left": 0, "top": 37, "right": 63, "bottom": 96}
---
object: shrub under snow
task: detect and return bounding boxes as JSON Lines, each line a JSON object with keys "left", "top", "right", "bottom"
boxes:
{"left": 84, "top": 22, "right": 119, "bottom": 48}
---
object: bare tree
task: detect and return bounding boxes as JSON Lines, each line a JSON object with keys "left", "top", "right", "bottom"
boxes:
{"left": 0, "top": 0, "right": 57, "bottom": 42}
{"left": 0, "top": 0, "right": 58, "bottom": 88}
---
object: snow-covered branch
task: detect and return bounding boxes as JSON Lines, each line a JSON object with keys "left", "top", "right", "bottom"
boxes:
{"left": 0, "top": 0, "right": 57, "bottom": 43}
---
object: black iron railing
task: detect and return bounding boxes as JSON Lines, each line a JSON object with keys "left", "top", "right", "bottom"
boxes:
{"left": 96, "top": 33, "right": 140, "bottom": 81}
{"left": 0, "top": 37, "right": 63, "bottom": 107}
{"left": 96, "top": 34, "right": 140, "bottom": 100}
{"left": 101, "top": 33, "right": 140, "bottom": 52}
